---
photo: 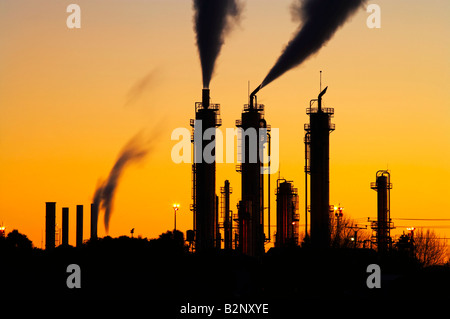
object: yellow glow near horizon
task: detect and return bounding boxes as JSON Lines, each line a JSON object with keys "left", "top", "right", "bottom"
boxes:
{"left": 0, "top": 1, "right": 449, "bottom": 248}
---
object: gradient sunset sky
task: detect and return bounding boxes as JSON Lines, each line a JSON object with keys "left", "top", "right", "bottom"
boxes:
{"left": 1, "top": 0, "right": 449, "bottom": 248}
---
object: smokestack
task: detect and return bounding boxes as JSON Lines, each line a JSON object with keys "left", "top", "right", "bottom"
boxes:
{"left": 90, "top": 203, "right": 98, "bottom": 240}
{"left": 236, "top": 93, "right": 268, "bottom": 257}
{"left": 45, "top": 202, "right": 56, "bottom": 251}
{"left": 202, "top": 88, "right": 210, "bottom": 109}
{"left": 192, "top": 89, "right": 221, "bottom": 252}
{"left": 76, "top": 205, "right": 83, "bottom": 247}
{"left": 371, "top": 170, "right": 392, "bottom": 252}
{"left": 62, "top": 207, "right": 69, "bottom": 246}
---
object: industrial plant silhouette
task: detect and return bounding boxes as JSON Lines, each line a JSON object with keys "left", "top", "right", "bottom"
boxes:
{"left": 1, "top": 86, "right": 449, "bottom": 301}
{"left": 1, "top": 0, "right": 449, "bottom": 303}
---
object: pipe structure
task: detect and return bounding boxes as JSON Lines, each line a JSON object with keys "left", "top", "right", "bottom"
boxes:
{"left": 317, "top": 86, "right": 328, "bottom": 112}
{"left": 249, "top": 85, "right": 261, "bottom": 109}
{"left": 237, "top": 200, "right": 251, "bottom": 254}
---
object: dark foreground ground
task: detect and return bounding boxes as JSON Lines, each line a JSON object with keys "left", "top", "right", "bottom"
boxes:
{"left": 1, "top": 235, "right": 450, "bottom": 303}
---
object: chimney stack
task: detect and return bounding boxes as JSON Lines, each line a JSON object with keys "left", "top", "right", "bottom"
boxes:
{"left": 45, "top": 202, "right": 56, "bottom": 250}
{"left": 62, "top": 207, "right": 69, "bottom": 246}
{"left": 76, "top": 205, "right": 83, "bottom": 247}
{"left": 236, "top": 89, "right": 268, "bottom": 257}
{"left": 305, "top": 87, "right": 334, "bottom": 248}
{"left": 191, "top": 88, "right": 221, "bottom": 252}
{"left": 202, "top": 88, "right": 210, "bottom": 109}
{"left": 90, "top": 203, "right": 98, "bottom": 240}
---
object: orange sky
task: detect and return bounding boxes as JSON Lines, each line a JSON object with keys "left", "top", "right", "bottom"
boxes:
{"left": 1, "top": 0, "right": 449, "bottom": 248}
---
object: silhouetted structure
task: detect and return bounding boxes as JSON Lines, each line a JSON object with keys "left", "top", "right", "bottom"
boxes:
{"left": 275, "top": 179, "right": 299, "bottom": 247}
{"left": 191, "top": 88, "right": 221, "bottom": 252}
{"left": 304, "top": 87, "right": 334, "bottom": 248}
{"left": 62, "top": 207, "right": 69, "bottom": 246}
{"left": 370, "top": 170, "right": 393, "bottom": 252}
{"left": 235, "top": 89, "right": 269, "bottom": 257}
{"left": 221, "top": 180, "right": 233, "bottom": 250}
{"left": 91, "top": 203, "right": 98, "bottom": 240}
{"left": 45, "top": 202, "right": 56, "bottom": 250}
{"left": 215, "top": 194, "right": 220, "bottom": 247}
{"left": 76, "top": 204, "right": 83, "bottom": 247}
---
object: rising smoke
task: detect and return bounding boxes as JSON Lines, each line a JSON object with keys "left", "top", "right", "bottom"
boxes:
{"left": 124, "top": 68, "right": 160, "bottom": 107}
{"left": 93, "top": 132, "right": 151, "bottom": 233}
{"left": 193, "top": 0, "right": 242, "bottom": 88}
{"left": 260, "top": 0, "right": 366, "bottom": 89}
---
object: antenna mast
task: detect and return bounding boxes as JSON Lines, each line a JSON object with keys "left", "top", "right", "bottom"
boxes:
{"left": 320, "top": 70, "right": 322, "bottom": 92}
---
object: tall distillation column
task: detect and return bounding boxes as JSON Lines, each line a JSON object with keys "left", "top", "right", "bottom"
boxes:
{"left": 191, "top": 89, "right": 222, "bottom": 252}
{"left": 370, "top": 170, "right": 393, "bottom": 252}
{"left": 236, "top": 88, "right": 269, "bottom": 257}
{"left": 304, "top": 87, "right": 335, "bottom": 248}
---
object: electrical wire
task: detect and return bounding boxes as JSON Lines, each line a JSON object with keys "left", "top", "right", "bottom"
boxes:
{"left": 393, "top": 218, "right": 450, "bottom": 221}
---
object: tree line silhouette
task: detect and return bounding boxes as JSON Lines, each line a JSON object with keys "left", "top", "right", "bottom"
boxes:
{"left": 1, "top": 227, "right": 450, "bottom": 300}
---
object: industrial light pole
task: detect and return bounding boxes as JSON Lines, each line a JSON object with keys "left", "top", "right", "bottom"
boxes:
{"left": 173, "top": 203, "right": 180, "bottom": 231}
